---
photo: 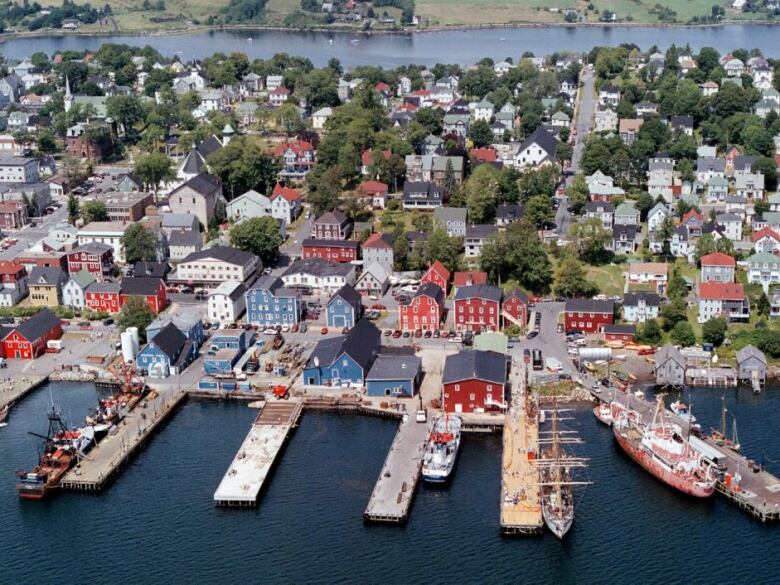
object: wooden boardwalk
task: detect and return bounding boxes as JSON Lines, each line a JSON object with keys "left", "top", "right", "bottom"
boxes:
{"left": 500, "top": 363, "right": 543, "bottom": 534}
{"left": 61, "top": 385, "right": 186, "bottom": 491}
{"left": 364, "top": 415, "right": 429, "bottom": 524}
{"left": 213, "top": 400, "right": 303, "bottom": 507}
{"left": 594, "top": 388, "right": 780, "bottom": 522}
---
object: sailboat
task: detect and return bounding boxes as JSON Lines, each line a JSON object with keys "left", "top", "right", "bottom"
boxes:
{"left": 538, "top": 398, "right": 589, "bottom": 539}
{"left": 711, "top": 396, "right": 740, "bottom": 452}
{"left": 422, "top": 392, "right": 462, "bottom": 483}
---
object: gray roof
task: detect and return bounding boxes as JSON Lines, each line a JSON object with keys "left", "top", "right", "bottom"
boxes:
{"left": 314, "top": 210, "right": 347, "bottom": 226}
{"left": 454, "top": 284, "right": 502, "bottom": 302}
{"left": 120, "top": 276, "right": 162, "bottom": 296}
{"left": 169, "top": 230, "right": 201, "bottom": 247}
{"left": 30, "top": 267, "right": 67, "bottom": 287}
{"left": 306, "top": 319, "right": 380, "bottom": 370}
{"left": 329, "top": 283, "right": 361, "bottom": 309}
{"left": 697, "top": 157, "right": 726, "bottom": 173}
{"left": 403, "top": 181, "right": 445, "bottom": 203}
{"left": 518, "top": 127, "right": 558, "bottom": 160}
{"left": 162, "top": 213, "right": 199, "bottom": 229}
{"left": 656, "top": 344, "right": 684, "bottom": 367}
{"left": 15, "top": 308, "right": 60, "bottom": 342}
{"left": 176, "top": 172, "right": 221, "bottom": 196}
{"left": 414, "top": 282, "right": 445, "bottom": 304}
{"left": 251, "top": 275, "right": 299, "bottom": 298}
{"left": 466, "top": 224, "right": 498, "bottom": 239}
{"left": 434, "top": 207, "right": 468, "bottom": 223}
{"left": 147, "top": 322, "right": 186, "bottom": 360}
{"left": 180, "top": 246, "right": 256, "bottom": 266}
{"left": 442, "top": 350, "right": 506, "bottom": 385}
{"left": 367, "top": 355, "right": 422, "bottom": 381}
{"left": 623, "top": 292, "right": 661, "bottom": 307}
{"left": 283, "top": 257, "right": 354, "bottom": 278}
{"left": 565, "top": 299, "right": 615, "bottom": 313}
{"left": 736, "top": 344, "right": 766, "bottom": 365}
{"left": 86, "top": 281, "right": 121, "bottom": 294}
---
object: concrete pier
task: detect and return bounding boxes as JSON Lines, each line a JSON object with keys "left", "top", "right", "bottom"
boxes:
{"left": 500, "top": 364, "right": 543, "bottom": 534}
{"left": 61, "top": 385, "right": 187, "bottom": 491}
{"left": 0, "top": 375, "right": 48, "bottom": 412}
{"left": 213, "top": 400, "right": 303, "bottom": 507}
{"left": 364, "top": 415, "right": 428, "bottom": 524}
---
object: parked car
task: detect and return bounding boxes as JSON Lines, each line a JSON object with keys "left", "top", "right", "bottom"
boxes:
{"left": 523, "top": 349, "right": 531, "bottom": 364}
{"left": 527, "top": 330, "right": 538, "bottom": 339}
{"left": 372, "top": 304, "right": 386, "bottom": 310}
{"left": 432, "top": 330, "right": 440, "bottom": 338}
{"left": 424, "top": 330, "right": 432, "bottom": 338}
{"left": 299, "top": 323, "right": 308, "bottom": 333}
{"left": 320, "top": 327, "right": 328, "bottom": 334}
{"left": 402, "top": 331, "right": 411, "bottom": 338}
{"left": 384, "top": 329, "right": 393, "bottom": 336}
{"left": 414, "top": 329, "right": 423, "bottom": 338}
{"left": 392, "top": 330, "right": 402, "bottom": 338}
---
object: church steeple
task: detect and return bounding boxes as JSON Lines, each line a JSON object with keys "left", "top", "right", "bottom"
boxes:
{"left": 64, "top": 75, "right": 73, "bottom": 113}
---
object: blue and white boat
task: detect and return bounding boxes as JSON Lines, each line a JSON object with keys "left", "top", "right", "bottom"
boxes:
{"left": 422, "top": 414, "right": 462, "bottom": 483}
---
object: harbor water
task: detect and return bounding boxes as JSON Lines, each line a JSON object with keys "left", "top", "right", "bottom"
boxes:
{"left": 1, "top": 381, "right": 779, "bottom": 584}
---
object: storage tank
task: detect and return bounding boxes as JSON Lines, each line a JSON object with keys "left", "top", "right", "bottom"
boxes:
{"left": 121, "top": 331, "right": 136, "bottom": 363}
{"left": 578, "top": 348, "right": 613, "bottom": 362}
{"left": 127, "top": 327, "right": 140, "bottom": 354}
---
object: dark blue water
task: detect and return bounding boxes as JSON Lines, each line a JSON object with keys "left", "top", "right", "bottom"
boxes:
{"left": 1, "top": 382, "right": 779, "bottom": 584}
{"left": 0, "top": 25, "right": 779, "bottom": 66}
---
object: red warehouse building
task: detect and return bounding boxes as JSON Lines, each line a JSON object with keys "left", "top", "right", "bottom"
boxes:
{"left": 399, "top": 283, "right": 445, "bottom": 332}
{"left": 502, "top": 289, "right": 529, "bottom": 330}
{"left": 85, "top": 282, "right": 121, "bottom": 313}
{"left": 421, "top": 260, "right": 450, "bottom": 294}
{"left": 442, "top": 350, "right": 507, "bottom": 414}
{"left": 603, "top": 324, "right": 636, "bottom": 343}
{"left": 119, "top": 277, "right": 167, "bottom": 314}
{"left": 454, "top": 284, "right": 502, "bottom": 333}
{"left": 564, "top": 299, "right": 615, "bottom": 333}
{"left": 66, "top": 243, "right": 114, "bottom": 281}
{"left": 0, "top": 308, "right": 62, "bottom": 359}
{"left": 301, "top": 239, "right": 358, "bottom": 263}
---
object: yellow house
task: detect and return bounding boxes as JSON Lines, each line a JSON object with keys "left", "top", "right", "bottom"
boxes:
{"left": 29, "top": 267, "right": 67, "bottom": 307}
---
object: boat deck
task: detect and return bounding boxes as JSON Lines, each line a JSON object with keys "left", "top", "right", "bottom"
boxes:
{"left": 363, "top": 415, "right": 429, "bottom": 524}
{"left": 595, "top": 388, "right": 780, "bottom": 522}
{"left": 213, "top": 400, "right": 303, "bottom": 507}
{"left": 61, "top": 385, "right": 186, "bottom": 491}
{"left": 501, "top": 364, "right": 543, "bottom": 534}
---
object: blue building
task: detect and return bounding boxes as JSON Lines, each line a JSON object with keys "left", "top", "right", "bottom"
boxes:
{"left": 366, "top": 354, "right": 422, "bottom": 397}
{"left": 209, "top": 328, "right": 253, "bottom": 352}
{"left": 203, "top": 348, "right": 242, "bottom": 375}
{"left": 246, "top": 275, "right": 302, "bottom": 327}
{"left": 326, "top": 284, "right": 362, "bottom": 328}
{"left": 136, "top": 323, "right": 195, "bottom": 378}
{"left": 303, "top": 320, "right": 381, "bottom": 386}
{"left": 147, "top": 312, "right": 204, "bottom": 347}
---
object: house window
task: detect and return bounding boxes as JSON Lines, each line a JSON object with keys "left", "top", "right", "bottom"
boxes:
{"left": 469, "top": 393, "right": 475, "bottom": 401}
{"left": 455, "top": 384, "right": 460, "bottom": 391}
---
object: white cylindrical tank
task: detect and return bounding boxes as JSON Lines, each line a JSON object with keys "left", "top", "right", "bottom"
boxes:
{"left": 578, "top": 347, "right": 613, "bottom": 362}
{"left": 127, "top": 327, "right": 140, "bottom": 354}
{"left": 121, "top": 331, "right": 136, "bottom": 363}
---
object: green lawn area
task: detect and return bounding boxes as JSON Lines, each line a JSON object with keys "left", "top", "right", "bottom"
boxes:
{"left": 586, "top": 264, "right": 625, "bottom": 297}
{"left": 588, "top": 0, "right": 729, "bottom": 23}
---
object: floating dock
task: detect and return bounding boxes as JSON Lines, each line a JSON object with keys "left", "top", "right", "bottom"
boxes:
{"left": 500, "top": 363, "right": 543, "bottom": 535}
{"left": 364, "top": 415, "right": 428, "bottom": 524}
{"left": 61, "top": 385, "right": 186, "bottom": 491}
{"left": 213, "top": 400, "right": 303, "bottom": 507}
{"left": 595, "top": 388, "right": 780, "bottom": 522}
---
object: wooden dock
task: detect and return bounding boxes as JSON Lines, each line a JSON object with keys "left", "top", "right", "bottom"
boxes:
{"left": 213, "top": 400, "right": 303, "bottom": 507}
{"left": 594, "top": 388, "right": 780, "bottom": 522}
{"left": 60, "top": 385, "right": 187, "bottom": 491}
{"left": 685, "top": 367, "right": 738, "bottom": 387}
{"left": 500, "top": 363, "right": 543, "bottom": 535}
{"left": 363, "top": 415, "right": 428, "bottom": 524}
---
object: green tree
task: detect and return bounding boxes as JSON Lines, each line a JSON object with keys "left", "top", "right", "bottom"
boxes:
{"left": 565, "top": 174, "right": 589, "bottom": 215}
{"left": 468, "top": 119, "right": 494, "bottom": 147}
{"left": 480, "top": 221, "right": 553, "bottom": 293}
{"left": 524, "top": 195, "right": 553, "bottom": 229}
{"left": 133, "top": 152, "right": 174, "bottom": 204}
{"left": 229, "top": 216, "right": 284, "bottom": 265}
{"left": 67, "top": 195, "right": 79, "bottom": 225}
{"left": 116, "top": 296, "right": 155, "bottom": 343}
{"left": 207, "top": 136, "right": 281, "bottom": 199}
{"left": 393, "top": 232, "right": 409, "bottom": 271}
{"left": 667, "top": 269, "right": 688, "bottom": 300}
{"left": 36, "top": 130, "right": 57, "bottom": 154}
{"left": 121, "top": 224, "right": 159, "bottom": 264}
{"left": 569, "top": 217, "right": 612, "bottom": 264}
{"left": 757, "top": 292, "right": 770, "bottom": 318}
{"left": 671, "top": 321, "right": 696, "bottom": 347}
{"left": 701, "top": 317, "right": 728, "bottom": 346}
{"left": 81, "top": 201, "right": 108, "bottom": 224}
{"left": 106, "top": 94, "right": 145, "bottom": 139}
{"left": 462, "top": 164, "right": 499, "bottom": 223}
{"left": 694, "top": 234, "right": 734, "bottom": 263}
{"left": 661, "top": 297, "right": 688, "bottom": 331}
{"left": 635, "top": 319, "right": 662, "bottom": 345}
{"left": 423, "top": 228, "right": 461, "bottom": 273}
{"left": 553, "top": 257, "right": 599, "bottom": 298}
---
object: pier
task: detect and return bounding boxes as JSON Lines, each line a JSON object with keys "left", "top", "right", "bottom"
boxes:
{"left": 684, "top": 368, "right": 738, "bottom": 388}
{"left": 500, "top": 364, "right": 543, "bottom": 535}
{"left": 213, "top": 400, "right": 303, "bottom": 507}
{"left": 0, "top": 375, "right": 48, "bottom": 412}
{"left": 593, "top": 388, "right": 780, "bottom": 522}
{"left": 60, "top": 385, "right": 187, "bottom": 491}
{"left": 363, "top": 414, "right": 428, "bottom": 524}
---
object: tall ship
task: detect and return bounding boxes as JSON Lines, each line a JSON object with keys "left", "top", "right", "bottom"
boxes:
{"left": 612, "top": 396, "right": 718, "bottom": 498}
{"left": 16, "top": 404, "right": 94, "bottom": 500}
{"left": 422, "top": 413, "right": 462, "bottom": 483}
{"left": 538, "top": 400, "right": 588, "bottom": 539}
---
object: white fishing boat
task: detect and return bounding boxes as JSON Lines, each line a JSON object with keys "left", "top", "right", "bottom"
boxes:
{"left": 670, "top": 400, "right": 696, "bottom": 424}
{"left": 422, "top": 414, "right": 462, "bottom": 483}
{"left": 592, "top": 402, "right": 612, "bottom": 426}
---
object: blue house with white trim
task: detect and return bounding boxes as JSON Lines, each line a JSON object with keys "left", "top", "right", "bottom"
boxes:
{"left": 326, "top": 283, "right": 362, "bottom": 328}
{"left": 303, "top": 320, "right": 381, "bottom": 386}
{"left": 245, "top": 274, "right": 302, "bottom": 327}
{"left": 147, "top": 312, "right": 204, "bottom": 347}
{"left": 366, "top": 354, "right": 422, "bottom": 397}
{"left": 136, "top": 323, "right": 195, "bottom": 378}
{"left": 209, "top": 328, "right": 253, "bottom": 352}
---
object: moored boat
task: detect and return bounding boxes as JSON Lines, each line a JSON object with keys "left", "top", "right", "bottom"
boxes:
{"left": 422, "top": 414, "right": 462, "bottom": 483}
{"left": 592, "top": 402, "right": 612, "bottom": 426}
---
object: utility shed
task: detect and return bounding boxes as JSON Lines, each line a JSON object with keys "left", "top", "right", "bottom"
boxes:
{"left": 736, "top": 344, "right": 767, "bottom": 384}
{"left": 655, "top": 344, "right": 685, "bottom": 387}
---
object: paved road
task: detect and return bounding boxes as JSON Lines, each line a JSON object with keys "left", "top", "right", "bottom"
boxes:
{"left": 0, "top": 204, "right": 68, "bottom": 261}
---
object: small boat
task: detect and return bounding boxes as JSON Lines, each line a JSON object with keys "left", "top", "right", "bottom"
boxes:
{"left": 350, "top": 39, "right": 360, "bottom": 45}
{"left": 422, "top": 414, "right": 462, "bottom": 483}
{"left": 670, "top": 400, "right": 696, "bottom": 424}
{"left": 329, "top": 38, "right": 334, "bottom": 45}
{"left": 711, "top": 396, "right": 740, "bottom": 451}
{"left": 0, "top": 404, "right": 8, "bottom": 427}
{"left": 592, "top": 402, "right": 612, "bottom": 426}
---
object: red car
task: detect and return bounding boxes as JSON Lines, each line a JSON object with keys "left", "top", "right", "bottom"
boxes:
{"left": 414, "top": 329, "right": 423, "bottom": 338}
{"left": 372, "top": 304, "right": 386, "bottom": 310}
{"left": 392, "top": 330, "right": 402, "bottom": 338}
{"left": 320, "top": 327, "right": 328, "bottom": 334}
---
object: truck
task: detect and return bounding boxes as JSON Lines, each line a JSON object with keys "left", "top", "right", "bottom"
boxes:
{"left": 46, "top": 339, "right": 63, "bottom": 353}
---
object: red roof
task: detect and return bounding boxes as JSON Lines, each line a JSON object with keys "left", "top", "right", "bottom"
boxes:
{"left": 0, "top": 201, "right": 22, "bottom": 213}
{"left": 751, "top": 227, "right": 780, "bottom": 243}
{"left": 413, "top": 89, "right": 430, "bottom": 97}
{"left": 397, "top": 103, "right": 418, "bottom": 112}
{"left": 270, "top": 86, "right": 290, "bottom": 95}
{"left": 426, "top": 260, "right": 451, "bottom": 282}
{"left": 775, "top": 154, "right": 780, "bottom": 168}
{"left": 699, "top": 281, "right": 744, "bottom": 301}
{"left": 271, "top": 182, "right": 301, "bottom": 203}
{"left": 471, "top": 147, "right": 497, "bottom": 163}
{"left": 273, "top": 140, "right": 313, "bottom": 157}
{"left": 0, "top": 260, "right": 23, "bottom": 275}
{"left": 682, "top": 209, "right": 704, "bottom": 224}
{"left": 362, "top": 232, "right": 394, "bottom": 249}
{"left": 357, "top": 180, "right": 388, "bottom": 195}
{"left": 453, "top": 271, "right": 487, "bottom": 287}
{"left": 700, "top": 252, "right": 736, "bottom": 267}
{"left": 361, "top": 148, "right": 391, "bottom": 167}
{"left": 375, "top": 82, "right": 391, "bottom": 93}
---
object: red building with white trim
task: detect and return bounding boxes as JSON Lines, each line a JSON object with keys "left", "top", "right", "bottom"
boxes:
{"left": 119, "top": 277, "right": 167, "bottom": 314}
{"left": 502, "top": 289, "right": 529, "bottom": 330}
{"left": 399, "top": 283, "right": 445, "bottom": 331}
{"left": 0, "top": 308, "right": 62, "bottom": 359}
{"left": 66, "top": 243, "right": 113, "bottom": 281}
{"left": 85, "top": 282, "right": 121, "bottom": 314}
{"left": 421, "top": 260, "right": 450, "bottom": 294}
{"left": 301, "top": 239, "right": 358, "bottom": 263}
{"left": 603, "top": 324, "right": 636, "bottom": 343}
{"left": 564, "top": 299, "right": 615, "bottom": 333}
{"left": 442, "top": 350, "right": 507, "bottom": 414}
{"left": 453, "top": 284, "right": 502, "bottom": 333}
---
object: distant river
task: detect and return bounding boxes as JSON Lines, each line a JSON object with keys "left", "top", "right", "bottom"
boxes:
{"left": 0, "top": 24, "right": 779, "bottom": 67}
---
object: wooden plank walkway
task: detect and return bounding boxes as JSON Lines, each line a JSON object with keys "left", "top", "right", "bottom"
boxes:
{"left": 61, "top": 385, "right": 186, "bottom": 491}
{"left": 213, "top": 400, "right": 303, "bottom": 507}
{"left": 364, "top": 415, "right": 429, "bottom": 524}
{"left": 594, "top": 387, "right": 780, "bottom": 522}
{"left": 500, "top": 363, "right": 543, "bottom": 534}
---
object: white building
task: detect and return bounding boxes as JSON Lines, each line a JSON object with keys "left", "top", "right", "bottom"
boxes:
{"left": 175, "top": 246, "right": 259, "bottom": 285}
{"left": 207, "top": 281, "right": 246, "bottom": 324}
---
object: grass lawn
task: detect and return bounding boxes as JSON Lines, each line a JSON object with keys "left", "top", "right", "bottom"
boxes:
{"left": 586, "top": 263, "right": 625, "bottom": 297}
{"left": 587, "top": 0, "right": 727, "bottom": 23}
